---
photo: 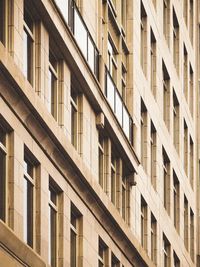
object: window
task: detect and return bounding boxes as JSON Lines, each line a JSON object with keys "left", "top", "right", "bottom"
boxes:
{"left": 121, "top": 0, "right": 126, "bottom": 31}
{"left": 111, "top": 149, "right": 117, "bottom": 206}
{"left": 98, "top": 133, "right": 105, "bottom": 189}
{"left": 141, "top": 100, "right": 147, "bottom": 171}
{"left": 163, "top": 234, "right": 171, "bottom": 267}
{"left": 184, "top": 120, "right": 188, "bottom": 176}
{"left": 23, "top": 5, "right": 34, "bottom": 84}
{"left": 71, "top": 83, "right": 82, "bottom": 154}
{"left": 162, "top": 62, "right": 170, "bottom": 130}
{"left": 150, "top": 121, "right": 157, "bottom": 189}
{"left": 173, "top": 171, "right": 180, "bottom": 232}
{"left": 0, "top": 125, "right": 7, "bottom": 222}
{"left": 189, "top": 136, "right": 194, "bottom": 188}
{"left": 108, "top": 38, "right": 117, "bottom": 84}
{"left": 48, "top": 50, "right": 58, "bottom": 119}
{"left": 150, "top": 29, "right": 157, "bottom": 97}
{"left": 163, "top": 0, "right": 170, "bottom": 46}
{"left": 122, "top": 165, "right": 130, "bottom": 223}
{"left": 173, "top": 251, "right": 180, "bottom": 267}
{"left": 184, "top": 0, "right": 188, "bottom": 26}
{"left": 70, "top": 203, "right": 82, "bottom": 267}
{"left": 121, "top": 48, "right": 127, "bottom": 103}
{"left": 184, "top": 195, "right": 189, "bottom": 250}
{"left": 140, "top": 2, "right": 147, "bottom": 75}
{"left": 141, "top": 196, "right": 147, "bottom": 250}
{"left": 23, "top": 150, "right": 37, "bottom": 248}
{"left": 173, "top": 90, "right": 179, "bottom": 153}
{"left": 49, "top": 183, "right": 58, "bottom": 267}
{"left": 163, "top": 148, "right": 170, "bottom": 214}
{"left": 151, "top": 213, "right": 157, "bottom": 264}
{"left": 98, "top": 238, "right": 108, "bottom": 267}
{"left": 190, "top": 209, "right": 194, "bottom": 261}
{"left": 189, "top": 65, "right": 194, "bottom": 116}
{"left": 0, "top": 0, "right": 6, "bottom": 45}
{"left": 173, "top": 9, "right": 179, "bottom": 74}
{"left": 189, "top": 0, "right": 193, "bottom": 44}
{"left": 183, "top": 45, "right": 188, "bottom": 101}
{"left": 111, "top": 253, "right": 120, "bottom": 267}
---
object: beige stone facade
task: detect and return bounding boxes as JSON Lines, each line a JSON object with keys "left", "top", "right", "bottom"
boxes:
{"left": 0, "top": 0, "right": 199, "bottom": 266}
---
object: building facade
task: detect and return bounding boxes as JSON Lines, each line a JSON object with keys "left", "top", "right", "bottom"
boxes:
{"left": 0, "top": 0, "right": 199, "bottom": 266}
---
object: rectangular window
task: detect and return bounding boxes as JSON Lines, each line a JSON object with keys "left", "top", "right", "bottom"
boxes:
{"left": 49, "top": 184, "right": 57, "bottom": 267}
{"left": 173, "top": 9, "right": 179, "bottom": 74}
{"left": 183, "top": 45, "right": 188, "bottom": 102}
{"left": 184, "top": 0, "right": 188, "bottom": 26}
{"left": 173, "top": 171, "right": 179, "bottom": 232}
{"left": 189, "top": 136, "right": 194, "bottom": 188}
{"left": 70, "top": 203, "right": 82, "bottom": 267}
{"left": 121, "top": 50, "right": 127, "bottom": 103}
{"left": 23, "top": 151, "right": 37, "bottom": 248}
{"left": 141, "top": 100, "right": 147, "bottom": 171}
{"left": 121, "top": 0, "right": 126, "bottom": 31}
{"left": 173, "top": 251, "right": 180, "bottom": 267}
{"left": 163, "top": 148, "right": 170, "bottom": 214}
{"left": 173, "top": 90, "right": 179, "bottom": 153}
{"left": 163, "top": 234, "right": 171, "bottom": 267}
{"left": 190, "top": 209, "right": 194, "bottom": 261}
{"left": 150, "top": 29, "right": 157, "bottom": 97}
{"left": 189, "top": 65, "right": 194, "bottom": 116}
{"left": 150, "top": 121, "right": 157, "bottom": 189}
{"left": 163, "top": 0, "right": 170, "bottom": 46}
{"left": 111, "top": 149, "right": 117, "bottom": 206}
{"left": 151, "top": 213, "right": 157, "bottom": 264}
{"left": 23, "top": 6, "right": 34, "bottom": 84}
{"left": 140, "top": 2, "right": 147, "bottom": 76}
{"left": 162, "top": 62, "right": 170, "bottom": 130}
{"left": 71, "top": 84, "right": 82, "bottom": 154}
{"left": 108, "top": 37, "right": 117, "bottom": 84}
{"left": 184, "top": 120, "right": 188, "bottom": 176}
{"left": 48, "top": 50, "right": 58, "bottom": 119}
{"left": 0, "top": 0, "right": 6, "bottom": 45}
{"left": 0, "top": 125, "right": 7, "bottom": 222}
{"left": 98, "top": 238, "right": 108, "bottom": 267}
{"left": 141, "top": 196, "right": 147, "bottom": 250}
{"left": 98, "top": 133, "right": 105, "bottom": 189}
{"left": 122, "top": 165, "right": 130, "bottom": 223}
{"left": 111, "top": 253, "right": 120, "bottom": 267}
{"left": 189, "top": 0, "right": 193, "bottom": 43}
{"left": 184, "top": 195, "right": 189, "bottom": 250}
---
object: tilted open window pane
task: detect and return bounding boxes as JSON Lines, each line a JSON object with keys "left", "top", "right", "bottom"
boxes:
{"left": 123, "top": 106, "right": 130, "bottom": 139}
{"left": 115, "top": 91, "right": 123, "bottom": 126}
{"left": 55, "top": 0, "right": 68, "bottom": 23}
{"left": 88, "top": 37, "right": 95, "bottom": 73}
{"left": 107, "top": 74, "right": 115, "bottom": 111}
{"left": 74, "top": 9, "right": 87, "bottom": 58}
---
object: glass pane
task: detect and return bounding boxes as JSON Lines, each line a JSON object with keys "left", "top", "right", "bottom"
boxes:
{"left": 24, "top": 178, "right": 33, "bottom": 247}
{"left": 48, "top": 69, "right": 57, "bottom": 117}
{"left": 123, "top": 107, "right": 130, "bottom": 139}
{"left": 71, "top": 210, "right": 77, "bottom": 228}
{"left": 107, "top": 74, "right": 115, "bottom": 111}
{"left": 49, "top": 206, "right": 56, "bottom": 267}
{"left": 74, "top": 9, "right": 87, "bottom": 58}
{"left": 0, "top": 0, "right": 5, "bottom": 44}
{"left": 98, "top": 148, "right": 103, "bottom": 187}
{"left": 111, "top": 169, "right": 115, "bottom": 204}
{"left": 49, "top": 187, "right": 57, "bottom": 205}
{"left": 71, "top": 104, "right": 77, "bottom": 149}
{"left": 23, "top": 30, "right": 33, "bottom": 83}
{"left": 70, "top": 229, "right": 77, "bottom": 267}
{"left": 115, "top": 91, "right": 123, "bottom": 126}
{"left": 55, "top": 0, "right": 68, "bottom": 23}
{"left": 0, "top": 150, "right": 5, "bottom": 221}
{"left": 0, "top": 126, "right": 6, "bottom": 145}
{"left": 88, "top": 37, "right": 95, "bottom": 72}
